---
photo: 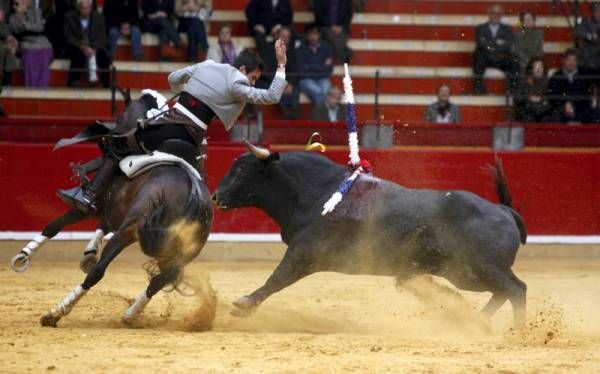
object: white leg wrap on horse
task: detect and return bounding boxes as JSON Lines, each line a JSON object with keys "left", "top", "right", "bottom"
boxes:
{"left": 21, "top": 234, "right": 48, "bottom": 257}
{"left": 123, "top": 292, "right": 150, "bottom": 322}
{"left": 84, "top": 229, "right": 105, "bottom": 254}
{"left": 52, "top": 285, "right": 87, "bottom": 317}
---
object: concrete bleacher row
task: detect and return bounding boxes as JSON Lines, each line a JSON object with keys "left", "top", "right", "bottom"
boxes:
{"left": 0, "top": 0, "right": 577, "bottom": 125}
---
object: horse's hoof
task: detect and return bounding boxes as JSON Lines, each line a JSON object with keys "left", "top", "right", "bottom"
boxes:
{"left": 121, "top": 316, "right": 135, "bottom": 326}
{"left": 232, "top": 295, "right": 255, "bottom": 310}
{"left": 40, "top": 312, "right": 59, "bottom": 327}
{"left": 10, "top": 253, "right": 30, "bottom": 273}
{"left": 230, "top": 307, "right": 254, "bottom": 318}
{"left": 80, "top": 252, "right": 98, "bottom": 274}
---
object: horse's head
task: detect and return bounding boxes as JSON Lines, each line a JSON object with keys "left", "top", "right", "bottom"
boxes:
{"left": 114, "top": 93, "right": 158, "bottom": 133}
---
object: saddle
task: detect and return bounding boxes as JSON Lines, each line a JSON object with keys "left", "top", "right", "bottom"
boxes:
{"left": 119, "top": 139, "right": 203, "bottom": 180}
{"left": 119, "top": 151, "right": 202, "bottom": 181}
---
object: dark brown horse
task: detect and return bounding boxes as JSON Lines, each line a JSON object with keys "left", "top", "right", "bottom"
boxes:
{"left": 10, "top": 95, "right": 213, "bottom": 327}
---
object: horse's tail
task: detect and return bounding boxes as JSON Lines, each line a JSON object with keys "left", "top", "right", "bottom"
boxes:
{"left": 492, "top": 156, "right": 527, "bottom": 244}
{"left": 138, "top": 166, "right": 206, "bottom": 291}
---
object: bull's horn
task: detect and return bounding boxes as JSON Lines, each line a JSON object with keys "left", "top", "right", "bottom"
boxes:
{"left": 244, "top": 140, "right": 271, "bottom": 160}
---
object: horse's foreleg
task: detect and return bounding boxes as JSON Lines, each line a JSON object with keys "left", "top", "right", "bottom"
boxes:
{"left": 11, "top": 208, "right": 88, "bottom": 272}
{"left": 41, "top": 229, "right": 134, "bottom": 327}
{"left": 79, "top": 227, "right": 109, "bottom": 273}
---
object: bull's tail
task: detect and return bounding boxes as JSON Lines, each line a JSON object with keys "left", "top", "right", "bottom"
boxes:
{"left": 492, "top": 156, "right": 527, "bottom": 244}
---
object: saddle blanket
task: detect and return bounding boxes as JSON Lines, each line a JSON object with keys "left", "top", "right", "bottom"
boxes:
{"left": 119, "top": 151, "right": 202, "bottom": 180}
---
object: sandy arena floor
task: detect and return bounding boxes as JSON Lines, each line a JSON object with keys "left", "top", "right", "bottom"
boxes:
{"left": 1, "top": 243, "right": 600, "bottom": 373}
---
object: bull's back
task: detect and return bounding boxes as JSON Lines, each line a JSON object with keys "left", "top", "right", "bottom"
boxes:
{"left": 368, "top": 184, "right": 522, "bottom": 269}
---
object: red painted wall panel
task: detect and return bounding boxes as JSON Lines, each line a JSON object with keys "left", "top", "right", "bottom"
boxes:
{"left": 0, "top": 143, "right": 598, "bottom": 235}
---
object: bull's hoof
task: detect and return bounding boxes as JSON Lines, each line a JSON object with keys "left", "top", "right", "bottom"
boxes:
{"left": 40, "top": 312, "right": 59, "bottom": 327}
{"left": 80, "top": 252, "right": 98, "bottom": 274}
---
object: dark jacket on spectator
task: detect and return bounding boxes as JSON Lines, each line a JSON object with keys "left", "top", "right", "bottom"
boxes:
{"left": 475, "top": 22, "right": 514, "bottom": 56}
{"left": 63, "top": 8, "right": 107, "bottom": 51}
{"left": 311, "top": 101, "right": 347, "bottom": 122}
{"left": 312, "top": 0, "right": 353, "bottom": 32}
{"left": 547, "top": 67, "right": 596, "bottom": 122}
{"left": 514, "top": 76, "right": 551, "bottom": 122}
{"left": 142, "top": 0, "right": 175, "bottom": 20}
{"left": 245, "top": 0, "right": 293, "bottom": 32}
{"left": 297, "top": 41, "right": 334, "bottom": 80}
{"left": 104, "top": 0, "right": 140, "bottom": 30}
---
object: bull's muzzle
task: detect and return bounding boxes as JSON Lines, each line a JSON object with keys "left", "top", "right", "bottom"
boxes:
{"left": 211, "top": 192, "right": 227, "bottom": 210}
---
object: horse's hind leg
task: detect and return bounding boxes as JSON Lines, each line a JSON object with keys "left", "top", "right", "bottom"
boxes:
{"left": 11, "top": 208, "right": 87, "bottom": 272}
{"left": 40, "top": 229, "right": 135, "bottom": 327}
{"left": 122, "top": 265, "right": 182, "bottom": 324}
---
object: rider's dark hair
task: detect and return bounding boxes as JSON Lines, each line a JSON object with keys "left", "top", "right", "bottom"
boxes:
{"left": 234, "top": 49, "right": 265, "bottom": 72}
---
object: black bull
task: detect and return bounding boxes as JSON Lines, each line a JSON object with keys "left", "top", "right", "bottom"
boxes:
{"left": 213, "top": 144, "right": 528, "bottom": 327}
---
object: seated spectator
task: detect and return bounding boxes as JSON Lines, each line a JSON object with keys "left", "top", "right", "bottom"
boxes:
{"left": 472, "top": 4, "right": 520, "bottom": 95}
{"left": 0, "top": 6, "right": 19, "bottom": 86}
{"left": 574, "top": 3, "right": 600, "bottom": 69}
{"left": 207, "top": 23, "right": 242, "bottom": 65}
{"left": 9, "top": 0, "right": 54, "bottom": 87}
{"left": 312, "top": 0, "right": 353, "bottom": 63}
{"left": 311, "top": 86, "right": 346, "bottom": 122}
{"left": 278, "top": 26, "right": 300, "bottom": 118}
{"left": 297, "top": 26, "right": 334, "bottom": 104}
{"left": 245, "top": 0, "right": 292, "bottom": 65}
{"left": 104, "top": 0, "right": 142, "bottom": 61}
{"left": 514, "top": 11, "right": 544, "bottom": 74}
{"left": 514, "top": 57, "right": 551, "bottom": 122}
{"left": 175, "top": 0, "right": 211, "bottom": 62}
{"left": 142, "top": 0, "right": 180, "bottom": 61}
{"left": 63, "top": 0, "right": 110, "bottom": 87}
{"left": 548, "top": 49, "right": 595, "bottom": 123}
{"left": 424, "top": 84, "right": 461, "bottom": 123}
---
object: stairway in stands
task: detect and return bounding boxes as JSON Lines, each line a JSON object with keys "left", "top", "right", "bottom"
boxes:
{"left": 0, "top": 0, "right": 573, "bottom": 124}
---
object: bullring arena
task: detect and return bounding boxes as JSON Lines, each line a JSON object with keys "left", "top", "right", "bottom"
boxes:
{"left": 0, "top": 242, "right": 599, "bottom": 372}
{"left": 2, "top": 0, "right": 600, "bottom": 372}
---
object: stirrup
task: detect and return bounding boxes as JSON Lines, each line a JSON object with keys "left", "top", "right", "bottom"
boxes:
{"left": 57, "top": 187, "right": 97, "bottom": 214}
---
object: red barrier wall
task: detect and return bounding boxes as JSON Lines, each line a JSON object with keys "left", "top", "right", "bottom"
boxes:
{"left": 0, "top": 142, "right": 598, "bottom": 235}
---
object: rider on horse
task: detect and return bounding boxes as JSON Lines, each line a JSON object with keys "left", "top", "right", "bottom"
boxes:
{"left": 58, "top": 39, "right": 288, "bottom": 213}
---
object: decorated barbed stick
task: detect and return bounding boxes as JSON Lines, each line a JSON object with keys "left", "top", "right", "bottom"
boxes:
{"left": 321, "top": 63, "right": 371, "bottom": 216}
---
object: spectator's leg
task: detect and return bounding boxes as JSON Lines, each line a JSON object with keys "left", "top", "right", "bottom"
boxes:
{"left": 130, "top": 25, "right": 143, "bottom": 61}
{"left": 96, "top": 50, "right": 112, "bottom": 88}
{"left": 253, "top": 30, "right": 274, "bottom": 71}
{"left": 158, "top": 18, "right": 180, "bottom": 47}
{"left": 179, "top": 17, "right": 205, "bottom": 62}
{"left": 321, "top": 27, "right": 349, "bottom": 63}
{"left": 21, "top": 49, "right": 35, "bottom": 87}
{"left": 66, "top": 46, "right": 87, "bottom": 87}
{"left": 39, "top": 47, "right": 53, "bottom": 88}
{"left": 472, "top": 49, "right": 488, "bottom": 95}
{"left": 107, "top": 27, "right": 121, "bottom": 59}
{"left": 279, "top": 87, "right": 301, "bottom": 119}
{"left": 298, "top": 78, "right": 322, "bottom": 103}
{"left": 315, "top": 78, "right": 331, "bottom": 103}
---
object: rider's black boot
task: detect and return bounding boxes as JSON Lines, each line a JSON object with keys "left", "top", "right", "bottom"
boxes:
{"left": 57, "top": 157, "right": 119, "bottom": 214}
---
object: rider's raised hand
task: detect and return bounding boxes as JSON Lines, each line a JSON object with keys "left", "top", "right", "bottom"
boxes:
{"left": 275, "top": 39, "right": 287, "bottom": 67}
